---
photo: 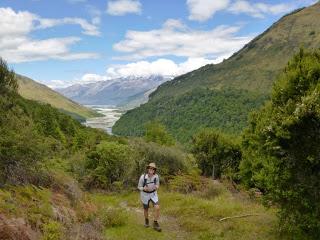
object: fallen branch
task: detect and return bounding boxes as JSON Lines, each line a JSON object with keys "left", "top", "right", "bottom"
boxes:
{"left": 219, "top": 214, "right": 260, "bottom": 222}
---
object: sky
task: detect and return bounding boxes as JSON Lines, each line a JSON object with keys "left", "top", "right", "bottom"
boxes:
{"left": 0, "top": 0, "right": 317, "bottom": 88}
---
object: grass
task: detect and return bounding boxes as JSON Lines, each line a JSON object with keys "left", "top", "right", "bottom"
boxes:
{"left": 0, "top": 181, "right": 285, "bottom": 239}
{"left": 91, "top": 182, "right": 282, "bottom": 240}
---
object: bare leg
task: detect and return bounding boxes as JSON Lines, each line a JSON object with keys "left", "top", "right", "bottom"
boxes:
{"left": 154, "top": 204, "right": 160, "bottom": 221}
{"left": 144, "top": 208, "right": 149, "bottom": 219}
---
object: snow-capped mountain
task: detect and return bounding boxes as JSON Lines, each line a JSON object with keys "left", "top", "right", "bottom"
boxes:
{"left": 56, "top": 75, "right": 171, "bottom": 108}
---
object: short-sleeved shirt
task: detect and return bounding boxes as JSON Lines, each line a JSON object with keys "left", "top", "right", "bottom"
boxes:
{"left": 137, "top": 174, "right": 160, "bottom": 205}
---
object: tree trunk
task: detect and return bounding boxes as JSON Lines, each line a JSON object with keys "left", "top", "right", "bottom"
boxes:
{"left": 212, "top": 163, "right": 215, "bottom": 180}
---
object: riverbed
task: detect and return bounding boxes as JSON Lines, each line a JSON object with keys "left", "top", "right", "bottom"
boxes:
{"left": 83, "top": 105, "right": 125, "bottom": 134}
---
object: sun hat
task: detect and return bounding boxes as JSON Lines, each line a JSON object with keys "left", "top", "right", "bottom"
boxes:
{"left": 146, "top": 162, "right": 157, "bottom": 170}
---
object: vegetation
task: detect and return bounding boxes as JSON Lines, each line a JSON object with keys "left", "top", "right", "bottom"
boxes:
{"left": 240, "top": 49, "right": 320, "bottom": 238}
{"left": 92, "top": 185, "right": 280, "bottom": 240}
{"left": 192, "top": 129, "right": 241, "bottom": 180}
{"left": 114, "top": 3, "right": 320, "bottom": 143}
{"left": 113, "top": 88, "right": 268, "bottom": 145}
{"left": 17, "top": 74, "right": 102, "bottom": 120}
{"left": 144, "top": 121, "right": 175, "bottom": 146}
{"left": 2, "top": 6, "right": 320, "bottom": 236}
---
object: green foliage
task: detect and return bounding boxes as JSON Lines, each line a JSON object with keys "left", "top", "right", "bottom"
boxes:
{"left": 83, "top": 141, "right": 134, "bottom": 189}
{"left": 100, "top": 207, "right": 128, "bottom": 228}
{"left": 168, "top": 173, "right": 226, "bottom": 200}
{"left": 114, "top": 88, "right": 268, "bottom": 145}
{"left": 241, "top": 49, "right": 320, "bottom": 238}
{"left": 0, "top": 93, "right": 107, "bottom": 186}
{"left": 41, "top": 221, "right": 63, "bottom": 240}
{"left": 144, "top": 121, "right": 175, "bottom": 146}
{"left": 192, "top": 129, "right": 241, "bottom": 179}
{"left": 0, "top": 59, "right": 17, "bottom": 94}
{"left": 129, "top": 138, "right": 194, "bottom": 184}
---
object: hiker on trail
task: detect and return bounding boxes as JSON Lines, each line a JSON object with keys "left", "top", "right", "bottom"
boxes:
{"left": 137, "top": 162, "right": 161, "bottom": 232}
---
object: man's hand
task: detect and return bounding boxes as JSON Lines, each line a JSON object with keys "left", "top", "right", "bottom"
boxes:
{"left": 143, "top": 186, "right": 149, "bottom": 191}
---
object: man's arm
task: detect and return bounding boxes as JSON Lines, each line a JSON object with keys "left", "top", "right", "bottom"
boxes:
{"left": 155, "top": 175, "right": 160, "bottom": 190}
{"left": 137, "top": 175, "right": 144, "bottom": 191}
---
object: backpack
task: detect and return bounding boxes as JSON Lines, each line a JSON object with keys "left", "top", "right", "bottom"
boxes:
{"left": 142, "top": 174, "right": 157, "bottom": 193}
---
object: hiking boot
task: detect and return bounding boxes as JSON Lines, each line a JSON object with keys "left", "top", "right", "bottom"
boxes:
{"left": 144, "top": 218, "right": 149, "bottom": 228}
{"left": 153, "top": 221, "right": 162, "bottom": 232}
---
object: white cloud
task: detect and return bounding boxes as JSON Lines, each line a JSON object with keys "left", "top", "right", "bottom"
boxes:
{"left": 81, "top": 73, "right": 109, "bottom": 83}
{"left": 0, "top": 7, "right": 99, "bottom": 63}
{"left": 187, "top": 0, "right": 230, "bottom": 22}
{"left": 228, "top": 1, "right": 295, "bottom": 18}
{"left": 45, "top": 57, "right": 226, "bottom": 88}
{"left": 37, "top": 17, "right": 100, "bottom": 36}
{"left": 107, "top": 0, "right": 142, "bottom": 16}
{"left": 105, "top": 57, "right": 226, "bottom": 79}
{"left": 113, "top": 19, "right": 253, "bottom": 60}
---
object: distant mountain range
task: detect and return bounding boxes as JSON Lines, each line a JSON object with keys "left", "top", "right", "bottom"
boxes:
{"left": 113, "top": 2, "right": 320, "bottom": 143}
{"left": 56, "top": 75, "right": 170, "bottom": 108}
{"left": 17, "top": 74, "right": 101, "bottom": 120}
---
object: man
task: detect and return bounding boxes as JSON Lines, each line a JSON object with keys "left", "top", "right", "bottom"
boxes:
{"left": 137, "top": 162, "right": 161, "bottom": 232}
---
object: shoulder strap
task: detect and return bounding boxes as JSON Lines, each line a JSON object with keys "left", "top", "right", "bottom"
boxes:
{"left": 143, "top": 173, "right": 147, "bottom": 187}
{"left": 154, "top": 175, "right": 157, "bottom": 185}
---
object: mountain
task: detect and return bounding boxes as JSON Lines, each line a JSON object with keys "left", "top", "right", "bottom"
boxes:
{"left": 113, "top": 3, "right": 320, "bottom": 144}
{"left": 17, "top": 74, "right": 101, "bottom": 121}
{"left": 56, "top": 75, "right": 170, "bottom": 108}
{"left": 149, "top": 4, "right": 320, "bottom": 100}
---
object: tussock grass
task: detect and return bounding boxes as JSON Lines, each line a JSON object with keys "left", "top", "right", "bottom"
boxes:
{"left": 91, "top": 183, "right": 283, "bottom": 240}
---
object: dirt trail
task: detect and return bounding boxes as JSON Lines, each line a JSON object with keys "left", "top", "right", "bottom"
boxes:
{"left": 120, "top": 201, "right": 189, "bottom": 240}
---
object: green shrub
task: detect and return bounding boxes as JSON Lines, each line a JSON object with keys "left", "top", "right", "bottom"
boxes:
{"left": 241, "top": 49, "right": 320, "bottom": 238}
{"left": 192, "top": 129, "right": 241, "bottom": 179}
{"left": 100, "top": 207, "right": 128, "bottom": 228}
{"left": 129, "top": 138, "right": 194, "bottom": 184}
{"left": 41, "top": 220, "right": 63, "bottom": 240}
{"left": 83, "top": 141, "right": 134, "bottom": 189}
{"left": 144, "top": 121, "right": 175, "bottom": 146}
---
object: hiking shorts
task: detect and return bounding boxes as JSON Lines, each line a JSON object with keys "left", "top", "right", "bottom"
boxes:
{"left": 143, "top": 199, "right": 159, "bottom": 209}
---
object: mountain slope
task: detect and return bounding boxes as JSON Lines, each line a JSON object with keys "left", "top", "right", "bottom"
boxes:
{"left": 17, "top": 74, "right": 101, "bottom": 120}
{"left": 113, "top": 3, "right": 320, "bottom": 142}
{"left": 150, "top": 3, "right": 320, "bottom": 100}
{"left": 56, "top": 75, "right": 169, "bottom": 107}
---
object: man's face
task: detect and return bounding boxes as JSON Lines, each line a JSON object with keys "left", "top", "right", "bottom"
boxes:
{"left": 147, "top": 167, "right": 155, "bottom": 175}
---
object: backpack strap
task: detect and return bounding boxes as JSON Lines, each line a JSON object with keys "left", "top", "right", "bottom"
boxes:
{"left": 143, "top": 173, "right": 147, "bottom": 188}
{"left": 142, "top": 174, "right": 157, "bottom": 193}
{"left": 154, "top": 175, "right": 157, "bottom": 185}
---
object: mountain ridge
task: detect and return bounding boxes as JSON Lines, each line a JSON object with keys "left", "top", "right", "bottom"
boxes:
{"left": 149, "top": 3, "right": 319, "bottom": 101}
{"left": 17, "top": 74, "right": 101, "bottom": 120}
{"left": 56, "top": 75, "right": 170, "bottom": 108}
{"left": 113, "top": 3, "right": 320, "bottom": 142}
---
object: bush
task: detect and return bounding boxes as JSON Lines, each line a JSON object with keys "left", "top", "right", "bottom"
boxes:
{"left": 99, "top": 207, "right": 128, "bottom": 228}
{"left": 168, "top": 174, "right": 225, "bottom": 199}
{"left": 144, "top": 121, "right": 175, "bottom": 146}
{"left": 192, "top": 129, "right": 241, "bottom": 179}
{"left": 0, "top": 59, "right": 17, "bottom": 94}
{"left": 129, "top": 138, "right": 194, "bottom": 184}
{"left": 240, "top": 49, "right": 320, "bottom": 238}
{"left": 83, "top": 141, "right": 134, "bottom": 189}
{"left": 41, "top": 221, "right": 62, "bottom": 240}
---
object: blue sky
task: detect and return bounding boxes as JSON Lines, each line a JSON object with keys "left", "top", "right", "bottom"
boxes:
{"left": 0, "top": 0, "right": 316, "bottom": 88}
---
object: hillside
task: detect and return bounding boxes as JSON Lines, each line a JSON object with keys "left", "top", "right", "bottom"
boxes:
{"left": 113, "top": 3, "right": 320, "bottom": 142}
{"left": 150, "top": 3, "right": 320, "bottom": 100}
{"left": 113, "top": 88, "right": 268, "bottom": 144}
{"left": 17, "top": 74, "right": 102, "bottom": 120}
